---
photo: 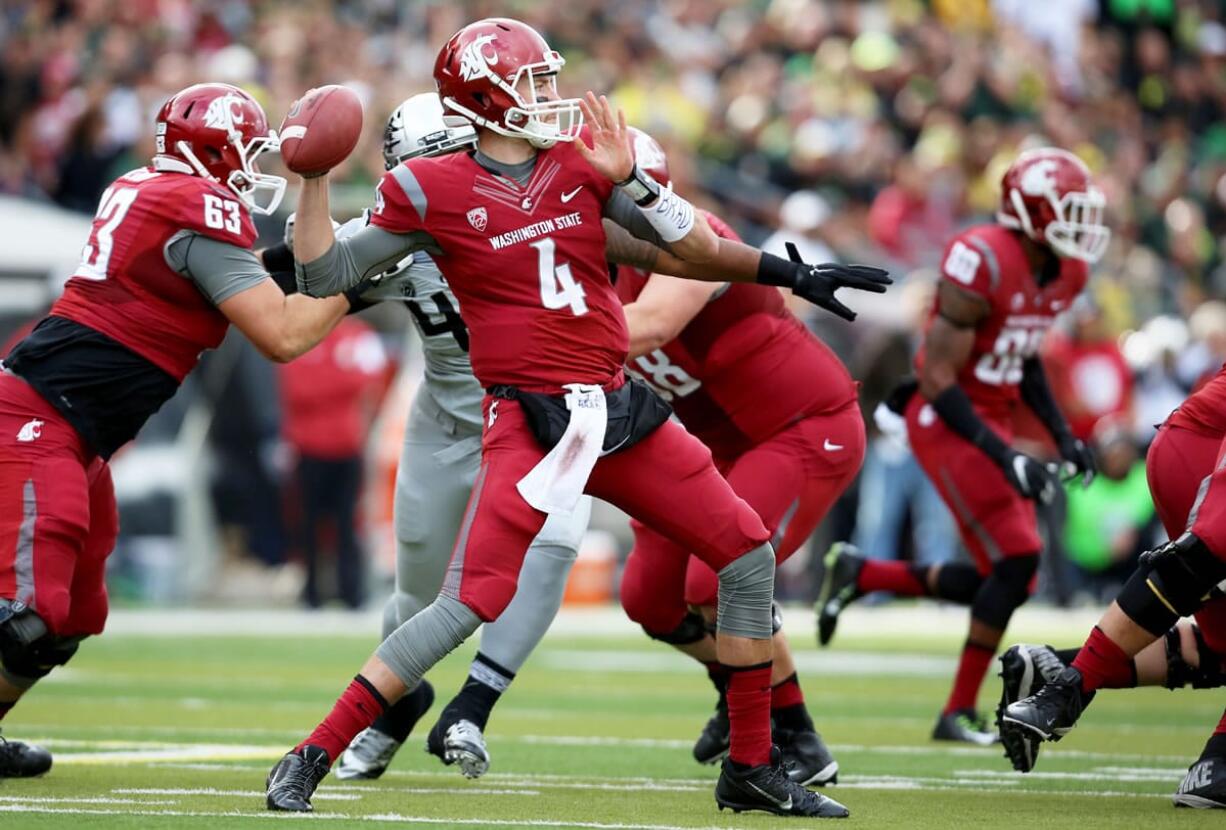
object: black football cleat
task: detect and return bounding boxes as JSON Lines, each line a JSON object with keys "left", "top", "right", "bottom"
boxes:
{"left": 266, "top": 745, "right": 331, "bottom": 812}
{"left": 996, "top": 644, "right": 1067, "bottom": 772}
{"left": 0, "top": 732, "right": 52, "bottom": 778}
{"left": 776, "top": 728, "right": 839, "bottom": 786}
{"left": 427, "top": 717, "right": 490, "bottom": 778}
{"left": 693, "top": 703, "right": 731, "bottom": 765}
{"left": 716, "top": 746, "right": 850, "bottom": 817}
{"left": 815, "top": 543, "right": 865, "bottom": 647}
{"left": 932, "top": 709, "right": 998, "bottom": 746}
{"left": 1174, "top": 757, "right": 1226, "bottom": 809}
{"left": 1000, "top": 665, "right": 1095, "bottom": 756}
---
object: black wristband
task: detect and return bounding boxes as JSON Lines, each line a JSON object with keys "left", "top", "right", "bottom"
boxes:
{"left": 930, "top": 385, "right": 1013, "bottom": 468}
{"left": 756, "top": 251, "right": 798, "bottom": 289}
{"left": 268, "top": 269, "right": 299, "bottom": 296}
{"left": 261, "top": 241, "right": 295, "bottom": 275}
{"left": 615, "top": 165, "right": 661, "bottom": 207}
{"left": 344, "top": 285, "right": 374, "bottom": 315}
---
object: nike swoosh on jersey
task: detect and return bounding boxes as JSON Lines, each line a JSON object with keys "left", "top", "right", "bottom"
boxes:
{"left": 560, "top": 186, "right": 583, "bottom": 203}
{"left": 823, "top": 439, "right": 844, "bottom": 451}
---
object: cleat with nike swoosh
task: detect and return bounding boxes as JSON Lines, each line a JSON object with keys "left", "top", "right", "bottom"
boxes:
{"left": 999, "top": 665, "right": 1095, "bottom": 767}
{"left": 815, "top": 543, "right": 865, "bottom": 646}
{"left": 716, "top": 746, "right": 849, "bottom": 817}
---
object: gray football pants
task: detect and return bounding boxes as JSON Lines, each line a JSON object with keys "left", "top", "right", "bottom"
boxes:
{"left": 380, "top": 391, "right": 591, "bottom": 674}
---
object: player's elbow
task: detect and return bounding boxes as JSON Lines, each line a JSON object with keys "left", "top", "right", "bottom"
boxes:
{"left": 918, "top": 365, "right": 956, "bottom": 401}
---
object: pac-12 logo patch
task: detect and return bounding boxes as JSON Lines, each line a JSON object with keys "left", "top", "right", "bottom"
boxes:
{"left": 467, "top": 206, "right": 488, "bottom": 232}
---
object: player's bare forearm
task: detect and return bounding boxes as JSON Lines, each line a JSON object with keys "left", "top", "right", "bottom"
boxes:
{"left": 918, "top": 318, "right": 974, "bottom": 400}
{"left": 220, "top": 278, "right": 348, "bottom": 363}
{"left": 604, "top": 221, "right": 757, "bottom": 283}
{"left": 293, "top": 177, "right": 337, "bottom": 265}
{"left": 277, "top": 293, "right": 350, "bottom": 360}
{"left": 665, "top": 209, "right": 719, "bottom": 263}
{"left": 622, "top": 274, "right": 721, "bottom": 359}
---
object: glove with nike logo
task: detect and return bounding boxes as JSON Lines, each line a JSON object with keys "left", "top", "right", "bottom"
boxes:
{"left": 756, "top": 242, "right": 892, "bottom": 322}
{"left": 1056, "top": 433, "right": 1096, "bottom": 488}
{"left": 1002, "top": 451, "right": 1061, "bottom": 505}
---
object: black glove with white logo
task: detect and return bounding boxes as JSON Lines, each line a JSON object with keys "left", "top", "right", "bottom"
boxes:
{"left": 1002, "top": 450, "right": 1061, "bottom": 505}
{"left": 757, "top": 242, "right": 892, "bottom": 322}
{"left": 1056, "top": 434, "right": 1097, "bottom": 488}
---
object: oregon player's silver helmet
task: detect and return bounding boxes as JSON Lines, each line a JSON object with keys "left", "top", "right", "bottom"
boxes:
{"left": 382, "top": 93, "right": 477, "bottom": 170}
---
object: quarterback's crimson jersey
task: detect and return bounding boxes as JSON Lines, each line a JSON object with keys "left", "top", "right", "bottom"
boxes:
{"left": 50, "top": 166, "right": 257, "bottom": 381}
{"left": 615, "top": 214, "right": 857, "bottom": 456}
{"left": 1168, "top": 363, "right": 1226, "bottom": 436}
{"left": 915, "top": 224, "right": 1088, "bottom": 417}
{"left": 370, "top": 138, "right": 623, "bottom": 393}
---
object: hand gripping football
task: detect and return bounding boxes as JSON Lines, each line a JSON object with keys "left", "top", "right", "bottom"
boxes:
{"left": 279, "top": 85, "right": 363, "bottom": 177}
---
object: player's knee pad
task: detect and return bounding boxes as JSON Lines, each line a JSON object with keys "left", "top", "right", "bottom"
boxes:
{"left": 1164, "top": 623, "right": 1226, "bottom": 690}
{"left": 970, "top": 555, "right": 1038, "bottom": 631}
{"left": 934, "top": 563, "right": 984, "bottom": 605}
{"left": 642, "top": 610, "right": 708, "bottom": 646}
{"left": 716, "top": 543, "right": 776, "bottom": 640}
{"left": 0, "top": 602, "right": 79, "bottom": 689}
{"left": 1122, "top": 534, "right": 1226, "bottom": 635}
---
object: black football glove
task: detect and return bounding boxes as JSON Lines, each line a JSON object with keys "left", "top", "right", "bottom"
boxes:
{"left": 1002, "top": 451, "right": 1061, "bottom": 505}
{"left": 1056, "top": 434, "right": 1096, "bottom": 488}
{"left": 883, "top": 375, "right": 919, "bottom": 416}
{"left": 756, "top": 242, "right": 891, "bottom": 322}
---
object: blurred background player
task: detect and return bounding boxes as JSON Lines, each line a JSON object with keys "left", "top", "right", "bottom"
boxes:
{"left": 266, "top": 16, "right": 886, "bottom": 819}
{"left": 0, "top": 82, "right": 364, "bottom": 776}
{"left": 1000, "top": 361, "right": 1226, "bottom": 809}
{"left": 816, "top": 148, "right": 1106, "bottom": 744}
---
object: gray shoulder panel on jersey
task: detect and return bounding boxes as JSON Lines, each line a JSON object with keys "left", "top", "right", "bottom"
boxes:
{"left": 164, "top": 231, "right": 268, "bottom": 305}
{"left": 296, "top": 224, "right": 438, "bottom": 297}
{"left": 965, "top": 236, "right": 1001, "bottom": 293}
{"left": 604, "top": 188, "right": 673, "bottom": 253}
{"left": 390, "top": 164, "right": 429, "bottom": 222}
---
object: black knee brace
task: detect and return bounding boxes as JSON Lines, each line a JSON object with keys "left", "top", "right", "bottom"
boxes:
{"left": 0, "top": 603, "right": 79, "bottom": 684}
{"left": 934, "top": 563, "right": 984, "bottom": 605}
{"left": 970, "top": 555, "right": 1038, "bottom": 631}
{"left": 1164, "top": 624, "right": 1226, "bottom": 690}
{"left": 1121, "top": 534, "right": 1226, "bottom": 636}
{"left": 644, "top": 610, "right": 708, "bottom": 646}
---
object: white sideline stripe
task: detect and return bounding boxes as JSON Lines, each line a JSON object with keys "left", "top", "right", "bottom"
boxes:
{"left": 53, "top": 743, "right": 285, "bottom": 765}
{"left": 0, "top": 805, "right": 729, "bottom": 829}
{"left": 114, "top": 788, "right": 360, "bottom": 801}
{"left": 0, "top": 796, "right": 178, "bottom": 806}
{"left": 957, "top": 769, "right": 1181, "bottom": 783}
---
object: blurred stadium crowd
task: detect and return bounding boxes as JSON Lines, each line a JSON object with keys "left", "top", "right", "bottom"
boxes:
{"left": 2, "top": 0, "right": 1225, "bottom": 607}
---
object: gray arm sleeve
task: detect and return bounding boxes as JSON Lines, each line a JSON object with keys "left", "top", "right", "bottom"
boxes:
{"left": 295, "top": 225, "right": 438, "bottom": 297}
{"left": 164, "top": 232, "right": 269, "bottom": 305}
{"left": 603, "top": 189, "right": 673, "bottom": 252}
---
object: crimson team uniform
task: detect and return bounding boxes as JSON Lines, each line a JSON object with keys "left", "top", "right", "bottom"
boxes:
{"left": 368, "top": 137, "right": 769, "bottom": 623}
{"left": 1147, "top": 366, "right": 1226, "bottom": 654}
{"left": 617, "top": 214, "right": 864, "bottom": 630}
{"left": 907, "top": 224, "right": 1087, "bottom": 573}
{"left": 0, "top": 165, "right": 257, "bottom": 636}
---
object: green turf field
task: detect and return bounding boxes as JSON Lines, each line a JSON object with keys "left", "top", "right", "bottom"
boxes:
{"left": 1, "top": 604, "right": 1220, "bottom": 828}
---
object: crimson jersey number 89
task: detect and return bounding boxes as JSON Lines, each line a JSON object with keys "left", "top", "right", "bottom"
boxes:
{"left": 974, "top": 327, "right": 1045, "bottom": 386}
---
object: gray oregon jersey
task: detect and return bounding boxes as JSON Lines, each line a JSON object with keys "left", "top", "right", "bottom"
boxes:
{"left": 338, "top": 214, "right": 484, "bottom": 432}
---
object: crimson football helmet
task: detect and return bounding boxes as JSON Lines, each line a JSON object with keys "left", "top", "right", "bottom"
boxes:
{"left": 434, "top": 17, "right": 583, "bottom": 149}
{"left": 153, "top": 83, "right": 286, "bottom": 215}
{"left": 628, "top": 126, "right": 669, "bottom": 188}
{"left": 996, "top": 148, "right": 1109, "bottom": 263}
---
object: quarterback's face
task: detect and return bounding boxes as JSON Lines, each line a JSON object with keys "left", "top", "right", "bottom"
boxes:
{"left": 518, "top": 72, "right": 560, "bottom": 106}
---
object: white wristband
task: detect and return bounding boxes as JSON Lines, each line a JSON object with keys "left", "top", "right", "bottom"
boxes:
{"left": 637, "top": 187, "right": 696, "bottom": 243}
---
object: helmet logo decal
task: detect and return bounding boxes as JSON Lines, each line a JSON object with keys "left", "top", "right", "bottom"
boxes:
{"left": 459, "top": 34, "right": 499, "bottom": 81}
{"left": 1018, "top": 159, "right": 1058, "bottom": 196}
{"left": 204, "top": 94, "right": 246, "bottom": 132}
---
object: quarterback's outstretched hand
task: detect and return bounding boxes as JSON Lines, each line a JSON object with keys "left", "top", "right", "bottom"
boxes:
{"left": 760, "top": 242, "right": 891, "bottom": 322}
{"left": 574, "top": 92, "right": 634, "bottom": 183}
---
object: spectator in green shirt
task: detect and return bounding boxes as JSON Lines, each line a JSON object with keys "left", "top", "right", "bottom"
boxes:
{"left": 1064, "top": 419, "right": 1159, "bottom": 600}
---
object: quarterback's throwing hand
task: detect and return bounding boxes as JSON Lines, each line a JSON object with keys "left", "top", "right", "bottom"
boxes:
{"left": 785, "top": 242, "right": 892, "bottom": 322}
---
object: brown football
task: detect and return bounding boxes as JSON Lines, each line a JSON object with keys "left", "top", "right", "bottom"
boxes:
{"left": 278, "top": 85, "right": 363, "bottom": 176}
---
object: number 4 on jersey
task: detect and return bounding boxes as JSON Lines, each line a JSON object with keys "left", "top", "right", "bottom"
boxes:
{"left": 531, "top": 237, "right": 587, "bottom": 316}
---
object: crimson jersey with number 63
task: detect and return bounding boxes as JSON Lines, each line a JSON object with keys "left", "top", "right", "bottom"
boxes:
{"left": 50, "top": 166, "right": 257, "bottom": 380}
{"left": 616, "top": 214, "right": 857, "bottom": 457}
{"left": 917, "top": 224, "right": 1087, "bottom": 417}
{"left": 369, "top": 140, "right": 623, "bottom": 393}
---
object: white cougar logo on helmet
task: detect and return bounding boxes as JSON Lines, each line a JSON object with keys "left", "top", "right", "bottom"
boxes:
{"left": 203, "top": 94, "right": 246, "bottom": 132}
{"left": 459, "top": 34, "right": 499, "bottom": 81}
{"left": 1019, "top": 159, "right": 1059, "bottom": 196}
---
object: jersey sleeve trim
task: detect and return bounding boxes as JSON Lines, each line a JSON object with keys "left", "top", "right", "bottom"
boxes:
{"left": 389, "top": 164, "right": 428, "bottom": 222}
{"left": 965, "top": 236, "right": 1001, "bottom": 293}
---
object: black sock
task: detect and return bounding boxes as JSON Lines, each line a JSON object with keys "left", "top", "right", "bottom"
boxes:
{"left": 771, "top": 673, "right": 814, "bottom": 733}
{"left": 704, "top": 661, "right": 729, "bottom": 710}
{"left": 0, "top": 700, "right": 14, "bottom": 721}
{"left": 371, "top": 680, "right": 435, "bottom": 743}
{"left": 1201, "top": 732, "right": 1226, "bottom": 762}
{"left": 932, "top": 563, "right": 985, "bottom": 605}
{"left": 443, "top": 652, "right": 515, "bottom": 731}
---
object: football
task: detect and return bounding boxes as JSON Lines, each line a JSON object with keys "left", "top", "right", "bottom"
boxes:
{"left": 278, "top": 85, "right": 363, "bottom": 177}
